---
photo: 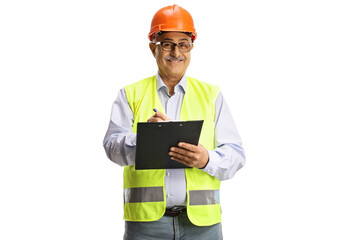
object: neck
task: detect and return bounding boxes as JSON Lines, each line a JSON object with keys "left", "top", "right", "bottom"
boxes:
{"left": 159, "top": 73, "right": 183, "bottom": 96}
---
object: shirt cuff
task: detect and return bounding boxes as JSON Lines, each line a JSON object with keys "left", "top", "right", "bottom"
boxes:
{"left": 202, "top": 149, "right": 219, "bottom": 177}
{"left": 130, "top": 132, "right": 137, "bottom": 146}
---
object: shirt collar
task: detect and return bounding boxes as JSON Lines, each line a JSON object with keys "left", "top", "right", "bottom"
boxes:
{"left": 156, "top": 72, "right": 187, "bottom": 93}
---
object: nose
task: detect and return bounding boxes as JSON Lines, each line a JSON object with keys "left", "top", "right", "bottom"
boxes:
{"left": 170, "top": 44, "right": 181, "bottom": 57}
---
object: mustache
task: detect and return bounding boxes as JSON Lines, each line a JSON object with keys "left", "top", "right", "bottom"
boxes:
{"left": 165, "top": 56, "right": 185, "bottom": 61}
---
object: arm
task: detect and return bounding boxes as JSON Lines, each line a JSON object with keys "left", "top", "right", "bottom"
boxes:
{"left": 203, "top": 91, "right": 246, "bottom": 180}
{"left": 103, "top": 88, "right": 136, "bottom": 166}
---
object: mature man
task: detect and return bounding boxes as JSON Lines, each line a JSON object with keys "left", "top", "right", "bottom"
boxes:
{"left": 103, "top": 4, "right": 246, "bottom": 240}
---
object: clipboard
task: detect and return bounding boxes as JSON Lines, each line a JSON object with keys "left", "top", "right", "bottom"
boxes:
{"left": 135, "top": 120, "right": 204, "bottom": 170}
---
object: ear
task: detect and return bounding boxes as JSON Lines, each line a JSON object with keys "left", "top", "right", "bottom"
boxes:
{"left": 149, "top": 42, "right": 156, "bottom": 57}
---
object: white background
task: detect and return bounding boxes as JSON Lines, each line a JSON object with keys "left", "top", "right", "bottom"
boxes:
{"left": 1, "top": 0, "right": 359, "bottom": 239}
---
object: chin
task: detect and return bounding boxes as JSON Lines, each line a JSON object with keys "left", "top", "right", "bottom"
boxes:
{"left": 163, "top": 67, "right": 182, "bottom": 75}
{"left": 168, "top": 71, "right": 185, "bottom": 77}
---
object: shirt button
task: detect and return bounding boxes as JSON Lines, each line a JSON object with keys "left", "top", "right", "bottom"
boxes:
{"left": 167, "top": 194, "right": 171, "bottom": 198}
{"left": 166, "top": 172, "right": 171, "bottom": 177}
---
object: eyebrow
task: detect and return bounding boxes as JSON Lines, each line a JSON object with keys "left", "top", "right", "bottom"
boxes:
{"left": 162, "top": 38, "right": 190, "bottom": 42}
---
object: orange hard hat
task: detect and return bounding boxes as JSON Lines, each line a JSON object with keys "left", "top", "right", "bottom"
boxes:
{"left": 148, "top": 4, "right": 197, "bottom": 41}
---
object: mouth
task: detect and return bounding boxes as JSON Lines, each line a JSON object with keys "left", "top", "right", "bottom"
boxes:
{"left": 166, "top": 59, "right": 183, "bottom": 63}
{"left": 165, "top": 57, "right": 184, "bottom": 63}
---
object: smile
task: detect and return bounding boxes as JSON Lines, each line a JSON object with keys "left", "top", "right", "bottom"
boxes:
{"left": 166, "top": 59, "right": 183, "bottom": 63}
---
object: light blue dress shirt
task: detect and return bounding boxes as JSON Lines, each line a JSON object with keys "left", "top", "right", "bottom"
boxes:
{"left": 103, "top": 73, "right": 246, "bottom": 207}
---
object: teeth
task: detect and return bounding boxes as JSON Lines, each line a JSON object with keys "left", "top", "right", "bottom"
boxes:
{"left": 166, "top": 58, "right": 182, "bottom": 62}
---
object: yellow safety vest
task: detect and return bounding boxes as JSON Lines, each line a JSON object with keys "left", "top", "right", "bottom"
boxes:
{"left": 124, "top": 75, "right": 221, "bottom": 226}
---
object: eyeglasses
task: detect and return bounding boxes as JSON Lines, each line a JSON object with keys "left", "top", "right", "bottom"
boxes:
{"left": 154, "top": 41, "right": 193, "bottom": 53}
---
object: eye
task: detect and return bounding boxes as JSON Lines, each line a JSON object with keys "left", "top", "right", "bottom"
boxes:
{"left": 178, "top": 42, "right": 191, "bottom": 51}
{"left": 161, "top": 42, "right": 173, "bottom": 50}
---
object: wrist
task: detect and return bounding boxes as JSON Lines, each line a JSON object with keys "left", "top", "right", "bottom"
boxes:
{"left": 199, "top": 158, "right": 209, "bottom": 169}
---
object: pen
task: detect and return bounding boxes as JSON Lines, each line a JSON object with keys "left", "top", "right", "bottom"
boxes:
{"left": 153, "top": 108, "right": 158, "bottom": 113}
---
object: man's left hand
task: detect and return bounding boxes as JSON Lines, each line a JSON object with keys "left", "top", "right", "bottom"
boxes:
{"left": 169, "top": 142, "right": 209, "bottom": 169}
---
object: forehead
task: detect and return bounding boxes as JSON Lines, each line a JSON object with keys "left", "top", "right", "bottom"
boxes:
{"left": 157, "top": 32, "right": 191, "bottom": 42}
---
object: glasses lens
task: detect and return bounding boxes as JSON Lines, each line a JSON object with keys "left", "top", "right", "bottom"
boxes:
{"left": 178, "top": 42, "right": 191, "bottom": 52}
{"left": 161, "top": 42, "right": 174, "bottom": 51}
{"left": 160, "top": 42, "right": 192, "bottom": 52}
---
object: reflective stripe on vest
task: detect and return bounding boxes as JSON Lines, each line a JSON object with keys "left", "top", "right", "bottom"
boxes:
{"left": 124, "top": 76, "right": 221, "bottom": 226}
{"left": 124, "top": 187, "right": 164, "bottom": 203}
{"left": 189, "top": 190, "right": 220, "bottom": 205}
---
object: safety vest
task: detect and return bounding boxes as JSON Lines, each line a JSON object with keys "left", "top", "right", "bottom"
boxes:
{"left": 124, "top": 75, "right": 221, "bottom": 226}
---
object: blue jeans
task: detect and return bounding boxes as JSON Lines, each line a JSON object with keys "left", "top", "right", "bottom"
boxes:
{"left": 124, "top": 212, "right": 223, "bottom": 240}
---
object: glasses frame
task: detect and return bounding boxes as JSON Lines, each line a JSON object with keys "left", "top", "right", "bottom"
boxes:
{"left": 153, "top": 41, "right": 193, "bottom": 53}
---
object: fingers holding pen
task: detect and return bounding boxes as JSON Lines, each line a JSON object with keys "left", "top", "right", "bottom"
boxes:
{"left": 154, "top": 111, "right": 170, "bottom": 121}
{"left": 147, "top": 108, "right": 170, "bottom": 122}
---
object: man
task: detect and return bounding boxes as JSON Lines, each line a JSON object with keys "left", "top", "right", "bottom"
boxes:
{"left": 103, "top": 4, "right": 246, "bottom": 240}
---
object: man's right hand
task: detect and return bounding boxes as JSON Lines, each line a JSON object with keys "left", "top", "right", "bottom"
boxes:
{"left": 147, "top": 110, "right": 170, "bottom": 122}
